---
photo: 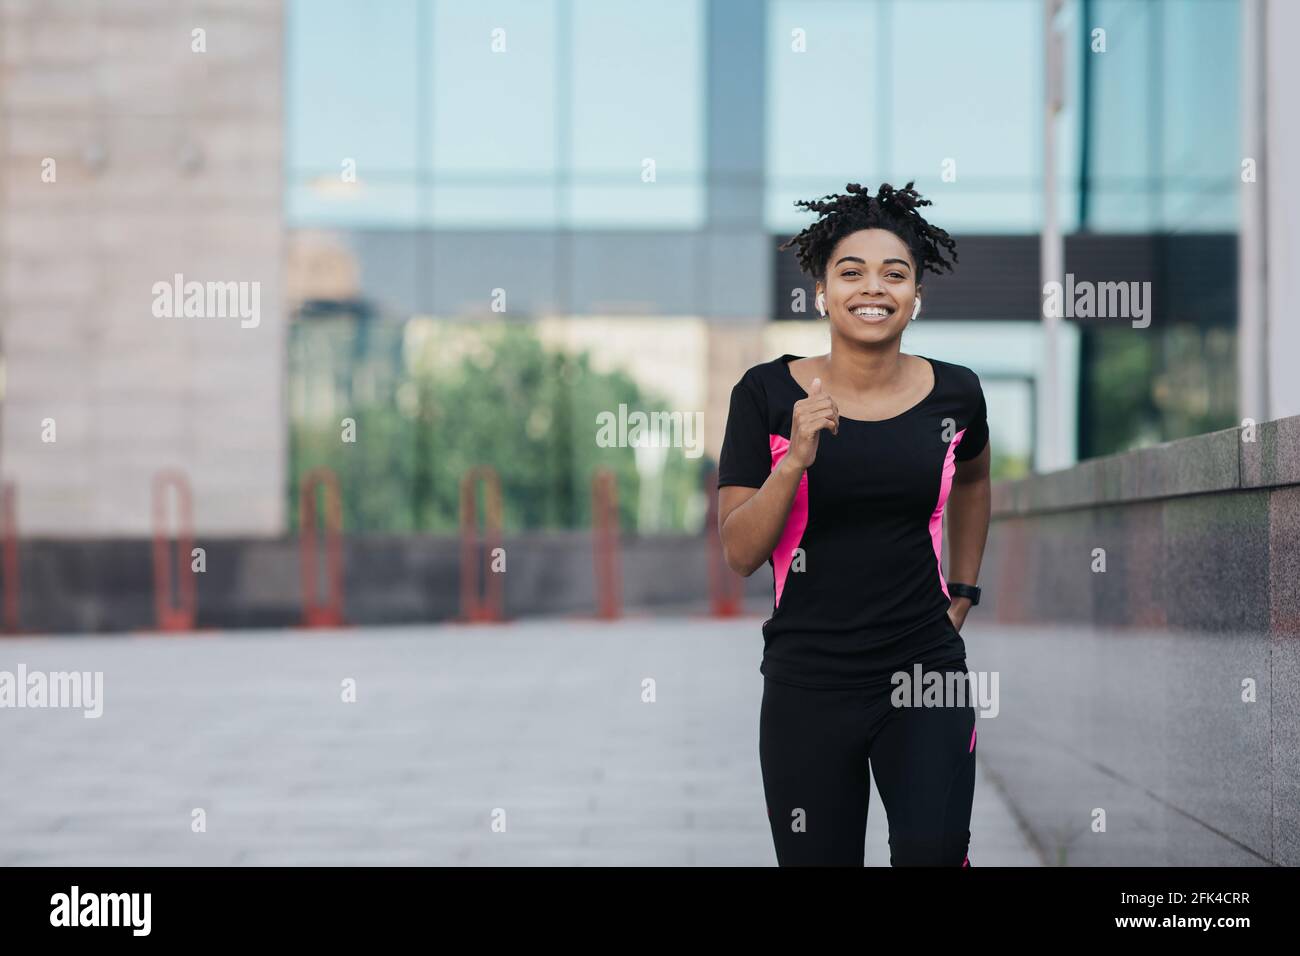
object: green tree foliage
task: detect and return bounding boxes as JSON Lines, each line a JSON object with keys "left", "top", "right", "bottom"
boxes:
{"left": 290, "top": 319, "right": 707, "bottom": 534}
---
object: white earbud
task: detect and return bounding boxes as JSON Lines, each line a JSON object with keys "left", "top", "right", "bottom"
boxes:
{"left": 911, "top": 298, "right": 922, "bottom": 321}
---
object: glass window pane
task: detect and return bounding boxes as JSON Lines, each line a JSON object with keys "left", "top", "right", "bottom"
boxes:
{"left": 1160, "top": 0, "right": 1239, "bottom": 231}
{"left": 766, "top": 0, "right": 882, "bottom": 232}
{"left": 886, "top": 0, "right": 1040, "bottom": 233}
{"left": 1087, "top": 0, "right": 1157, "bottom": 230}
{"left": 286, "top": 0, "right": 420, "bottom": 225}
{"left": 429, "top": 0, "right": 560, "bottom": 226}
{"left": 569, "top": 0, "right": 705, "bottom": 227}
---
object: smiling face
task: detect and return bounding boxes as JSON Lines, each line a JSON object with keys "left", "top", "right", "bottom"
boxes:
{"left": 816, "top": 228, "right": 921, "bottom": 344}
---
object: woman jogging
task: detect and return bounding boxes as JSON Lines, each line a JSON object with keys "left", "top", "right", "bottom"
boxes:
{"left": 717, "top": 182, "right": 991, "bottom": 867}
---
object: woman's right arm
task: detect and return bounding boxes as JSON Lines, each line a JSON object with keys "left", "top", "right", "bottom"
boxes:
{"left": 718, "top": 459, "right": 805, "bottom": 577}
{"left": 718, "top": 378, "right": 839, "bottom": 577}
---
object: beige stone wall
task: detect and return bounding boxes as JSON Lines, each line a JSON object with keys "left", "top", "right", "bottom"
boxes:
{"left": 0, "top": 0, "right": 285, "bottom": 536}
{"left": 704, "top": 323, "right": 767, "bottom": 462}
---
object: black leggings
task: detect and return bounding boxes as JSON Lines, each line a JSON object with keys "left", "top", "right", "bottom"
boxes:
{"left": 759, "top": 666, "right": 976, "bottom": 866}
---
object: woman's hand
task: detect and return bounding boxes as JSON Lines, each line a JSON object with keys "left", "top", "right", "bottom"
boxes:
{"left": 947, "top": 597, "right": 972, "bottom": 633}
{"left": 786, "top": 377, "right": 840, "bottom": 471}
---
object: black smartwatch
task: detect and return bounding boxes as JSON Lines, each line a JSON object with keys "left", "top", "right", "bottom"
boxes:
{"left": 948, "top": 582, "right": 981, "bottom": 606}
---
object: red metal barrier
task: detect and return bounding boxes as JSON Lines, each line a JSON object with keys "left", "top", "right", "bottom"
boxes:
{"left": 459, "top": 466, "right": 504, "bottom": 622}
{"left": 1, "top": 482, "right": 18, "bottom": 634}
{"left": 151, "top": 470, "right": 196, "bottom": 631}
{"left": 706, "top": 467, "right": 744, "bottom": 617}
{"left": 591, "top": 469, "right": 621, "bottom": 620}
{"left": 300, "top": 467, "right": 345, "bottom": 627}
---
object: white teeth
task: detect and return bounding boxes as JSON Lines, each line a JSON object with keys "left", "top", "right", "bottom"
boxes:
{"left": 853, "top": 307, "right": 889, "bottom": 316}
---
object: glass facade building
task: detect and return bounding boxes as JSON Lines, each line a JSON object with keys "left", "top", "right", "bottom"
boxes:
{"left": 284, "top": 0, "right": 1242, "bottom": 533}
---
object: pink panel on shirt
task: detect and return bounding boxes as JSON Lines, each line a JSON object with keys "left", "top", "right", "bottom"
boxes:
{"left": 929, "top": 428, "right": 967, "bottom": 600}
{"left": 768, "top": 435, "right": 808, "bottom": 609}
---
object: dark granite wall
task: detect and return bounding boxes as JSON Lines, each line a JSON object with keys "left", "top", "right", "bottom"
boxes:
{"left": 974, "top": 416, "right": 1299, "bottom": 865}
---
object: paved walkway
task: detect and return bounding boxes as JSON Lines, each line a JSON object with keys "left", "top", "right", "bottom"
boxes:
{"left": 0, "top": 616, "right": 1042, "bottom": 866}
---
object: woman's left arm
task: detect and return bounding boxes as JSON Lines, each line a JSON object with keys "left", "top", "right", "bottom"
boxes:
{"left": 946, "top": 442, "right": 991, "bottom": 632}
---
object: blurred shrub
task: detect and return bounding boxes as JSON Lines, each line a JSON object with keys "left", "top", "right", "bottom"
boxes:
{"left": 289, "top": 316, "right": 706, "bottom": 534}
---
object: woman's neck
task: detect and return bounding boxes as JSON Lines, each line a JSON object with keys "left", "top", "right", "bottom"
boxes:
{"left": 823, "top": 339, "right": 908, "bottom": 396}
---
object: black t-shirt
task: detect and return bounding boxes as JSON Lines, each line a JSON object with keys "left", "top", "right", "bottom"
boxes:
{"left": 717, "top": 353, "right": 989, "bottom": 689}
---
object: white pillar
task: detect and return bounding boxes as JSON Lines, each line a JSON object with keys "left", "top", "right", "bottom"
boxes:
{"left": 1238, "top": 0, "right": 1267, "bottom": 425}
{"left": 1263, "top": 0, "right": 1300, "bottom": 420}
{"left": 1039, "top": 0, "right": 1067, "bottom": 472}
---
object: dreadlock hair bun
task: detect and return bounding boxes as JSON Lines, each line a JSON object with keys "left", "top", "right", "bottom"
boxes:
{"left": 777, "top": 181, "right": 958, "bottom": 284}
